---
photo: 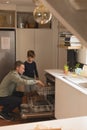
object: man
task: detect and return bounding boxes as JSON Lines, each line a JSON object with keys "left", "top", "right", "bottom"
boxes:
{"left": 0, "top": 60, "right": 44, "bottom": 121}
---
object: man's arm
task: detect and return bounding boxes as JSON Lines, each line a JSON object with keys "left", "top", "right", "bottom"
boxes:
{"left": 11, "top": 71, "right": 44, "bottom": 87}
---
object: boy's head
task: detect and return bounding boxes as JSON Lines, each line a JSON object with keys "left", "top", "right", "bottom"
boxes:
{"left": 27, "top": 50, "right": 35, "bottom": 62}
{"left": 27, "top": 50, "right": 35, "bottom": 58}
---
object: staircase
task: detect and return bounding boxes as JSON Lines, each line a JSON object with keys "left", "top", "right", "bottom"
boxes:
{"left": 41, "top": 0, "right": 87, "bottom": 47}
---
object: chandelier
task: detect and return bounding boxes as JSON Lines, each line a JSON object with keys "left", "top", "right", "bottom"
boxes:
{"left": 33, "top": 0, "right": 52, "bottom": 24}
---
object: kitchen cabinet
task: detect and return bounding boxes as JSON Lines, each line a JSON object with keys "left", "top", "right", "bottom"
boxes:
{"left": 17, "top": 12, "right": 51, "bottom": 29}
{"left": 35, "top": 29, "right": 53, "bottom": 81}
{"left": 0, "top": 10, "right": 15, "bottom": 28}
{"left": 16, "top": 28, "right": 54, "bottom": 81}
{"left": 0, "top": 10, "right": 51, "bottom": 29}
{"left": 45, "top": 69, "right": 87, "bottom": 119}
{"left": 17, "top": 12, "right": 37, "bottom": 28}
{"left": 55, "top": 76, "right": 87, "bottom": 119}
{"left": 77, "top": 46, "right": 87, "bottom": 64}
{"left": 16, "top": 16, "right": 58, "bottom": 81}
{"left": 16, "top": 29, "right": 35, "bottom": 60}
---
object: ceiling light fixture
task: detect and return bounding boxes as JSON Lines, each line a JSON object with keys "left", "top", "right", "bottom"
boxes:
{"left": 33, "top": 0, "right": 52, "bottom": 24}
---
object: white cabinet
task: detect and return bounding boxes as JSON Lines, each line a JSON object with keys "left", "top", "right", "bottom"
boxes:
{"left": 58, "top": 47, "right": 67, "bottom": 69}
{"left": 16, "top": 29, "right": 35, "bottom": 61}
{"left": 55, "top": 77, "right": 87, "bottom": 119}
{"left": 77, "top": 46, "right": 87, "bottom": 64}
{"left": 35, "top": 29, "right": 53, "bottom": 81}
{"left": 16, "top": 28, "right": 56, "bottom": 81}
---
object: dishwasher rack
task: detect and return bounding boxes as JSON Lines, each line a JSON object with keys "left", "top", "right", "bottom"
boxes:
{"left": 21, "top": 84, "right": 55, "bottom": 119}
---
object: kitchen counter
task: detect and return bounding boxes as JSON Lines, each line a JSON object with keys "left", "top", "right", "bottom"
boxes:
{"left": 1, "top": 116, "right": 87, "bottom": 130}
{"left": 45, "top": 69, "right": 87, "bottom": 119}
{"left": 45, "top": 69, "right": 87, "bottom": 95}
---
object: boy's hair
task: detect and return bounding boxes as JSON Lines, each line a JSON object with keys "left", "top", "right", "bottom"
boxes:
{"left": 27, "top": 50, "right": 35, "bottom": 58}
{"left": 14, "top": 60, "right": 24, "bottom": 69}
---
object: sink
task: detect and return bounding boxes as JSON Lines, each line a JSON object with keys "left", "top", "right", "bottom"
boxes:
{"left": 63, "top": 76, "right": 87, "bottom": 84}
{"left": 62, "top": 76, "right": 87, "bottom": 89}
{"left": 78, "top": 83, "right": 87, "bottom": 88}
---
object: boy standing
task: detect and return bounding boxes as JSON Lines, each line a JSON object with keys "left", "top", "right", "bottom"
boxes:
{"left": 24, "top": 50, "right": 39, "bottom": 79}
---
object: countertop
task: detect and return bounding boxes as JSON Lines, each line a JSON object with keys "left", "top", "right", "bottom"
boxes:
{"left": 45, "top": 69, "right": 87, "bottom": 95}
{"left": 1, "top": 116, "right": 87, "bottom": 130}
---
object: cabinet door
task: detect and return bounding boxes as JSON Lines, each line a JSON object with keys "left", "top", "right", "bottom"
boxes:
{"left": 0, "top": 10, "right": 15, "bottom": 28}
{"left": 58, "top": 47, "right": 67, "bottom": 69}
{"left": 16, "top": 28, "right": 57, "bottom": 81}
{"left": 77, "top": 46, "right": 87, "bottom": 64}
{"left": 35, "top": 29, "right": 53, "bottom": 81}
{"left": 16, "top": 29, "right": 35, "bottom": 61}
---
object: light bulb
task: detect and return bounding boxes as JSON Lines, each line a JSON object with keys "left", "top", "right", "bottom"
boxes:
{"left": 33, "top": 5, "right": 52, "bottom": 24}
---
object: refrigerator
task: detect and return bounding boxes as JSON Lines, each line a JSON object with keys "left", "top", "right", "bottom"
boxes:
{"left": 0, "top": 29, "right": 16, "bottom": 83}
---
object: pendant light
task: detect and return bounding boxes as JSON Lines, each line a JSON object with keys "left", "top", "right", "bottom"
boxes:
{"left": 33, "top": 0, "right": 52, "bottom": 24}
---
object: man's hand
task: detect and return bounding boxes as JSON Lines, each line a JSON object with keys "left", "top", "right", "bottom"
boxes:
{"left": 36, "top": 80, "right": 45, "bottom": 87}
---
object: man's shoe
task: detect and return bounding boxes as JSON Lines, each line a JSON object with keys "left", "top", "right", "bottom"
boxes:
{"left": 8, "top": 112, "right": 16, "bottom": 116}
{"left": 0, "top": 112, "right": 15, "bottom": 121}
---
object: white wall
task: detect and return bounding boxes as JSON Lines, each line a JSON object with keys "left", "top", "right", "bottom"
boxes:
{"left": 77, "top": 46, "right": 87, "bottom": 64}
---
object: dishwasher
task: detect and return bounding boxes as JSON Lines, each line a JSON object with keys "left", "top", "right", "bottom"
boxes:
{"left": 20, "top": 73, "right": 55, "bottom": 119}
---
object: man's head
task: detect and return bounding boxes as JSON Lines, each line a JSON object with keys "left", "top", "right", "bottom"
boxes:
{"left": 15, "top": 61, "right": 25, "bottom": 74}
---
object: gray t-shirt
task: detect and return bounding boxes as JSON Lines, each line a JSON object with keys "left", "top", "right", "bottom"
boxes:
{"left": 0, "top": 70, "right": 37, "bottom": 97}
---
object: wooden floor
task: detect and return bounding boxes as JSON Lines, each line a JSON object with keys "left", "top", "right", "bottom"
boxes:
{"left": 0, "top": 115, "right": 54, "bottom": 127}
{"left": 0, "top": 95, "right": 55, "bottom": 127}
{"left": 0, "top": 110, "right": 55, "bottom": 127}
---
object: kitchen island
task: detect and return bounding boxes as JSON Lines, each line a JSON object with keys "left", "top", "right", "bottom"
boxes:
{"left": 45, "top": 69, "right": 87, "bottom": 119}
{"left": 0, "top": 116, "right": 87, "bottom": 130}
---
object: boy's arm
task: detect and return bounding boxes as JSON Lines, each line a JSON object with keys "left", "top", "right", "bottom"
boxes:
{"left": 34, "top": 62, "right": 39, "bottom": 79}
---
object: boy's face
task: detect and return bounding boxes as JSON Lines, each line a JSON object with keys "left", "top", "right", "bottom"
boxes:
{"left": 28, "top": 57, "right": 34, "bottom": 62}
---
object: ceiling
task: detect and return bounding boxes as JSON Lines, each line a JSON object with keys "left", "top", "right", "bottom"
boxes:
{"left": 69, "top": 0, "right": 87, "bottom": 10}
{"left": 0, "top": 0, "right": 34, "bottom": 6}
{"left": 41, "top": 0, "right": 87, "bottom": 47}
{"left": 0, "top": 0, "right": 87, "bottom": 9}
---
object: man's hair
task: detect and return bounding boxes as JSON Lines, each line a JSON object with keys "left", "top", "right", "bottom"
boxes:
{"left": 27, "top": 50, "right": 35, "bottom": 58}
{"left": 14, "top": 60, "right": 24, "bottom": 69}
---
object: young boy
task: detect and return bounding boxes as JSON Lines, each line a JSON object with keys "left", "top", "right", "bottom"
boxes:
{"left": 23, "top": 50, "right": 39, "bottom": 79}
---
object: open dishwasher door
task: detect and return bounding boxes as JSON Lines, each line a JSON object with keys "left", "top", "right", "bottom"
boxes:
{"left": 20, "top": 74, "right": 55, "bottom": 119}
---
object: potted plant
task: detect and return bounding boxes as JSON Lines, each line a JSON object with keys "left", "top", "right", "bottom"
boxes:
{"left": 64, "top": 64, "right": 69, "bottom": 74}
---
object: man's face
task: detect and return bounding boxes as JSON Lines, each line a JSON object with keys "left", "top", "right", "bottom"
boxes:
{"left": 16, "top": 64, "right": 25, "bottom": 74}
